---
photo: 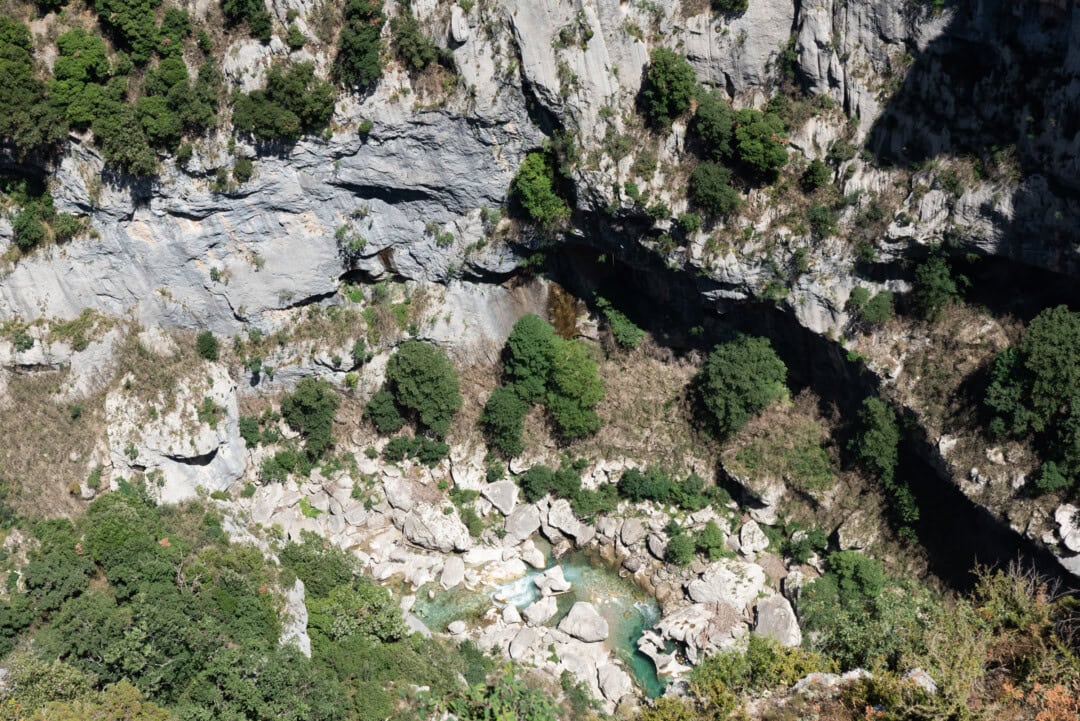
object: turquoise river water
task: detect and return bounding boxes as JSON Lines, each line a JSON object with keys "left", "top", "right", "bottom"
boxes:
{"left": 414, "top": 546, "right": 667, "bottom": 697}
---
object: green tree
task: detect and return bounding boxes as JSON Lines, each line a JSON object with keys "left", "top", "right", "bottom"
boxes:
{"left": 386, "top": 341, "right": 462, "bottom": 438}
{"left": 665, "top": 530, "right": 695, "bottom": 566}
{"left": 801, "top": 159, "right": 831, "bottom": 191}
{"left": 364, "top": 389, "right": 405, "bottom": 434}
{"left": 0, "top": 18, "right": 67, "bottom": 156}
{"left": 545, "top": 337, "right": 604, "bottom": 440}
{"left": 851, "top": 397, "right": 899, "bottom": 485}
{"left": 517, "top": 464, "right": 555, "bottom": 502}
{"left": 692, "top": 88, "right": 734, "bottom": 161}
{"left": 335, "top": 0, "right": 385, "bottom": 89}
{"left": 912, "top": 255, "right": 963, "bottom": 320}
{"left": 31, "top": 681, "right": 176, "bottom": 721}
{"left": 232, "top": 62, "right": 336, "bottom": 142}
{"left": 696, "top": 335, "right": 787, "bottom": 439}
{"left": 391, "top": 2, "right": 444, "bottom": 72}
{"left": 712, "top": 0, "right": 749, "bottom": 13}
{"left": 195, "top": 330, "right": 219, "bottom": 360}
{"left": 690, "top": 161, "right": 740, "bottom": 216}
{"left": 640, "top": 48, "right": 697, "bottom": 128}
{"left": 91, "top": 0, "right": 162, "bottom": 62}
{"left": 694, "top": 520, "right": 728, "bottom": 559}
{"left": 732, "top": 108, "right": 788, "bottom": 177}
{"left": 481, "top": 385, "right": 529, "bottom": 457}
{"left": 281, "top": 377, "right": 340, "bottom": 460}
{"left": 221, "top": 0, "right": 273, "bottom": 41}
{"left": 504, "top": 314, "right": 556, "bottom": 404}
{"left": 512, "top": 151, "right": 570, "bottom": 227}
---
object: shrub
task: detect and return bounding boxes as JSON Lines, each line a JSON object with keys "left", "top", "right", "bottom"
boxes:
{"left": 640, "top": 48, "right": 697, "bottom": 128}
{"left": 12, "top": 209, "right": 46, "bottom": 251}
{"left": 0, "top": 18, "right": 67, "bottom": 157}
{"left": 391, "top": 2, "right": 447, "bottom": 72}
{"left": 694, "top": 520, "right": 728, "bottom": 560}
{"left": 545, "top": 338, "right": 604, "bottom": 439}
{"left": 985, "top": 305, "right": 1080, "bottom": 490}
{"left": 696, "top": 335, "right": 787, "bottom": 439}
{"left": 286, "top": 24, "right": 306, "bottom": 50}
{"left": 847, "top": 287, "right": 894, "bottom": 326}
{"left": 196, "top": 330, "right": 219, "bottom": 360}
{"left": 677, "top": 212, "right": 702, "bottom": 234}
{"left": 851, "top": 396, "right": 918, "bottom": 537}
{"left": 481, "top": 385, "right": 529, "bottom": 458}
{"left": 364, "top": 389, "right": 405, "bottom": 434}
{"left": 335, "top": 0, "right": 385, "bottom": 89}
{"left": 665, "top": 530, "right": 695, "bottom": 566}
{"left": 518, "top": 464, "right": 556, "bottom": 503}
{"left": 91, "top": 0, "right": 162, "bottom": 62}
{"left": 732, "top": 108, "right": 788, "bottom": 177}
{"left": 692, "top": 89, "right": 734, "bottom": 161}
{"left": 801, "top": 159, "right": 831, "bottom": 191}
{"left": 385, "top": 341, "right": 462, "bottom": 438}
{"left": 281, "top": 377, "right": 340, "bottom": 460}
{"left": 712, "top": 0, "right": 749, "bottom": 13}
{"left": 232, "top": 62, "right": 336, "bottom": 142}
{"left": 912, "top": 255, "right": 964, "bottom": 320}
{"left": 690, "top": 162, "right": 740, "bottom": 216}
{"left": 504, "top": 314, "right": 556, "bottom": 404}
{"left": 806, "top": 204, "right": 838, "bottom": 239}
{"left": 221, "top": 0, "right": 273, "bottom": 41}
{"left": 1033, "top": 461, "right": 1071, "bottom": 494}
{"left": 596, "top": 297, "right": 645, "bottom": 349}
{"left": 233, "top": 157, "right": 254, "bottom": 183}
{"left": 512, "top": 151, "right": 570, "bottom": 227}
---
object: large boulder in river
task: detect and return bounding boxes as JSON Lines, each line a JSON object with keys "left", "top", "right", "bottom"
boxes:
{"left": 523, "top": 595, "right": 558, "bottom": 626}
{"left": 597, "top": 664, "right": 633, "bottom": 702}
{"left": 534, "top": 565, "right": 571, "bottom": 595}
{"left": 558, "top": 602, "right": 609, "bottom": 642}
{"left": 401, "top": 504, "right": 472, "bottom": 553}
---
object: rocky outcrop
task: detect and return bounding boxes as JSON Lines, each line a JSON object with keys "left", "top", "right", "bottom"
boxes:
{"left": 558, "top": 602, "right": 609, "bottom": 643}
{"left": 686, "top": 559, "right": 767, "bottom": 610}
{"left": 401, "top": 504, "right": 472, "bottom": 553}
{"left": 754, "top": 594, "right": 802, "bottom": 648}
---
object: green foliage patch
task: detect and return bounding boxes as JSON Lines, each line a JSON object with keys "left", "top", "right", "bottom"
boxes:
{"left": 696, "top": 335, "right": 787, "bottom": 439}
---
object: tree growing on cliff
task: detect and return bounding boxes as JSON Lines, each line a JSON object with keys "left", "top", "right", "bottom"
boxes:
{"left": 511, "top": 151, "right": 571, "bottom": 228}
{"left": 696, "top": 335, "right": 787, "bottom": 439}
{"left": 282, "top": 377, "right": 340, "bottom": 460}
{"left": 335, "top": 0, "right": 384, "bottom": 89}
{"left": 385, "top": 340, "right": 462, "bottom": 439}
{"left": 640, "top": 48, "right": 697, "bottom": 128}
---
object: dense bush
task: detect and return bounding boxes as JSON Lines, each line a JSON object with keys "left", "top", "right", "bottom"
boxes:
{"left": 0, "top": 18, "right": 67, "bottom": 156}
{"left": 391, "top": 1, "right": 449, "bottom": 72}
{"left": 385, "top": 340, "right": 462, "bottom": 438}
{"left": 712, "top": 0, "right": 749, "bottom": 13}
{"left": 801, "top": 159, "right": 831, "bottom": 191}
{"left": 481, "top": 385, "right": 529, "bottom": 457}
{"left": 985, "top": 305, "right": 1080, "bottom": 492}
{"left": 732, "top": 108, "right": 788, "bottom": 177}
{"left": 364, "top": 389, "right": 405, "bottom": 434}
{"left": 690, "top": 162, "right": 740, "bottom": 217}
{"left": 911, "top": 255, "right": 964, "bottom": 320}
{"left": 504, "top": 314, "right": 557, "bottom": 404}
{"left": 851, "top": 396, "right": 919, "bottom": 539}
{"left": 640, "top": 48, "right": 697, "bottom": 127}
{"left": 232, "top": 62, "right": 336, "bottom": 142}
{"left": 545, "top": 337, "right": 604, "bottom": 439}
{"left": 512, "top": 151, "right": 571, "bottom": 228}
{"left": 617, "top": 468, "right": 713, "bottom": 511}
{"left": 335, "top": 0, "right": 385, "bottom": 89}
{"left": 806, "top": 204, "right": 838, "bottom": 239}
{"left": 596, "top": 297, "right": 645, "bottom": 349}
{"left": 221, "top": 0, "right": 273, "bottom": 41}
{"left": 281, "top": 377, "right": 340, "bottom": 460}
{"left": 847, "top": 287, "right": 894, "bottom": 326}
{"left": 665, "top": 529, "right": 696, "bottom": 566}
{"left": 381, "top": 434, "right": 449, "bottom": 466}
{"left": 91, "top": 0, "right": 162, "bottom": 62}
{"left": 692, "top": 89, "right": 734, "bottom": 161}
{"left": 195, "top": 330, "right": 219, "bottom": 360}
{"left": 696, "top": 335, "right": 787, "bottom": 439}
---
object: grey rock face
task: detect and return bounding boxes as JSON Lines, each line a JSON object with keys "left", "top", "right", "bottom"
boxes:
{"left": 558, "top": 602, "right": 609, "bottom": 642}
{"left": 440, "top": 556, "right": 466, "bottom": 590}
{"left": 597, "top": 664, "right": 633, "bottom": 702}
{"left": 509, "top": 626, "right": 539, "bottom": 660}
{"left": 620, "top": 518, "right": 646, "bottom": 546}
{"left": 534, "top": 565, "right": 571, "bottom": 596}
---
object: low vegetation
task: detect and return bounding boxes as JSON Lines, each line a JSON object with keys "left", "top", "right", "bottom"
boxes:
{"left": 512, "top": 151, "right": 571, "bottom": 228}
